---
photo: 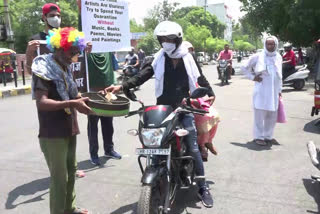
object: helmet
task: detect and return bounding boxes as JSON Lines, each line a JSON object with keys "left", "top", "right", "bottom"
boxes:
{"left": 154, "top": 21, "right": 183, "bottom": 52}
{"left": 317, "top": 39, "right": 320, "bottom": 43}
{"left": 283, "top": 43, "right": 292, "bottom": 48}
{"left": 182, "top": 41, "right": 193, "bottom": 49}
{"left": 154, "top": 21, "right": 183, "bottom": 38}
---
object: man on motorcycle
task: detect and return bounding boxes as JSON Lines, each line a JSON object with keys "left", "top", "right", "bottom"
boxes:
{"left": 217, "top": 44, "right": 233, "bottom": 79}
{"left": 105, "top": 21, "right": 215, "bottom": 208}
{"left": 282, "top": 43, "right": 296, "bottom": 80}
{"left": 124, "top": 47, "right": 140, "bottom": 76}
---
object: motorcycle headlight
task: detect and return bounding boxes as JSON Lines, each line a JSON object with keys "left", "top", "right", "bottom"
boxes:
{"left": 141, "top": 128, "right": 166, "bottom": 148}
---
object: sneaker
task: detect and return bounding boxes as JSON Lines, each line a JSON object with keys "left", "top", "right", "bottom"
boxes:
{"left": 198, "top": 187, "right": 213, "bottom": 208}
{"left": 254, "top": 139, "right": 267, "bottom": 146}
{"left": 104, "top": 150, "right": 122, "bottom": 160}
{"left": 90, "top": 158, "right": 101, "bottom": 166}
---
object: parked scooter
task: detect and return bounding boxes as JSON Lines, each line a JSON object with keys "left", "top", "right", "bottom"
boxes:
{"left": 283, "top": 64, "right": 310, "bottom": 90}
{"left": 124, "top": 88, "right": 209, "bottom": 214}
{"left": 307, "top": 141, "right": 320, "bottom": 182}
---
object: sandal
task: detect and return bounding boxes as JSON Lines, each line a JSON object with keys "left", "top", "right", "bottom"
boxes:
{"left": 65, "top": 207, "right": 89, "bottom": 214}
{"left": 76, "top": 170, "right": 85, "bottom": 178}
{"left": 254, "top": 139, "right": 267, "bottom": 146}
{"left": 205, "top": 143, "right": 218, "bottom": 155}
{"left": 265, "top": 139, "right": 280, "bottom": 145}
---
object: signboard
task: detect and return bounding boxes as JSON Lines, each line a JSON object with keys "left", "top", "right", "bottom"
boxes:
{"left": 81, "top": 0, "right": 131, "bottom": 53}
{"left": 37, "top": 42, "right": 88, "bottom": 92}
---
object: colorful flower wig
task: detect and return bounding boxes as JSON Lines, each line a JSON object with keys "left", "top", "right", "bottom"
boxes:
{"left": 46, "top": 27, "right": 86, "bottom": 53}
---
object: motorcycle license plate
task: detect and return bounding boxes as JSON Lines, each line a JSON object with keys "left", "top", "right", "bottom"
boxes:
{"left": 136, "top": 148, "right": 170, "bottom": 155}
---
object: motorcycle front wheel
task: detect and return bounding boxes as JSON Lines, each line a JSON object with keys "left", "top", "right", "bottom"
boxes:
{"left": 137, "top": 184, "right": 163, "bottom": 214}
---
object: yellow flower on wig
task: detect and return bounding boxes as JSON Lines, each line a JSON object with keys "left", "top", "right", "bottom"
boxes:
{"left": 46, "top": 27, "right": 86, "bottom": 52}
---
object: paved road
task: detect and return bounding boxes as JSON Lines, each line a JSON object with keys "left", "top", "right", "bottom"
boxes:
{"left": 1, "top": 60, "right": 320, "bottom": 214}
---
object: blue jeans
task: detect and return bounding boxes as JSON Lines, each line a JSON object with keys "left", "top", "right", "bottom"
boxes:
{"left": 181, "top": 114, "right": 206, "bottom": 188}
{"left": 87, "top": 115, "right": 114, "bottom": 159}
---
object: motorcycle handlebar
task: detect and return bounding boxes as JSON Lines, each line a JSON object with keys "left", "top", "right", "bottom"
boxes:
{"left": 183, "top": 106, "right": 209, "bottom": 114}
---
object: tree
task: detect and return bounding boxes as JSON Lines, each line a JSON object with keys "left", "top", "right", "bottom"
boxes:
{"left": 130, "top": 19, "right": 144, "bottom": 33}
{"left": 137, "top": 30, "right": 160, "bottom": 55}
{"left": 172, "top": 7, "right": 225, "bottom": 38}
{"left": 184, "top": 25, "right": 211, "bottom": 51}
{"left": 239, "top": 0, "right": 320, "bottom": 46}
{"left": 143, "top": 0, "right": 179, "bottom": 31}
{"left": 9, "top": 0, "right": 78, "bottom": 53}
{"left": 206, "top": 37, "right": 227, "bottom": 55}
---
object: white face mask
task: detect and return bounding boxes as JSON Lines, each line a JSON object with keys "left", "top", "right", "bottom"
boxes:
{"left": 162, "top": 42, "right": 176, "bottom": 55}
{"left": 47, "top": 16, "right": 61, "bottom": 28}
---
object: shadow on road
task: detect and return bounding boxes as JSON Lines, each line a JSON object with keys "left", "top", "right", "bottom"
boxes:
{"left": 230, "top": 141, "right": 274, "bottom": 151}
{"left": 304, "top": 119, "right": 320, "bottom": 134}
{"left": 214, "top": 82, "right": 233, "bottom": 87}
{"left": 110, "top": 202, "right": 137, "bottom": 214}
{"left": 303, "top": 178, "right": 320, "bottom": 214}
{"left": 5, "top": 177, "right": 49, "bottom": 210}
{"left": 282, "top": 88, "right": 308, "bottom": 93}
{"left": 170, "top": 186, "right": 202, "bottom": 214}
{"left": 77, "top": 158, "right": 115, "bottom": 173}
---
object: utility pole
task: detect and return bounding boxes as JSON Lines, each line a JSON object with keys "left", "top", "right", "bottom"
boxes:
{"left": 204, "top": 0, "right": 207, "bottom": 53}
{"left": 3, "top": 0, "right": 14, "bottom": 49}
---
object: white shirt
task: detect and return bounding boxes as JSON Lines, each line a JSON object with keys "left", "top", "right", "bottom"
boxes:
{"left": 241, "top": 54, "right": 282, "bottom": 111}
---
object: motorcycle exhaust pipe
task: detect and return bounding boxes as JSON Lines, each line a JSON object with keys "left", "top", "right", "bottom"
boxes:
{"left": 307, "top": 141, "right": 320, "bottom": 168}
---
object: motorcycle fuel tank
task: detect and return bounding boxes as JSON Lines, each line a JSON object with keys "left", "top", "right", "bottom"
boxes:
{"left": 142, "top": 105, "right": 173, "bottom": 128}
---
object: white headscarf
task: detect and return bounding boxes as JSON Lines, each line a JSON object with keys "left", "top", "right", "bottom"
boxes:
{"left": 152, "top": 44, "right": 200, "bottom": 98}
{"left": 255, "top": 36, "right": 282, "bottom": 79}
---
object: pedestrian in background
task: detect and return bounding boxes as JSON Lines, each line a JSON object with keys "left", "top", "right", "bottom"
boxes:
{"left": 25, "top": 3, "right": 61, "bottom": 74}
{"left": 77, "top": 0, "right": 121, "bottom": 166}
{"left": 241, "top": 36, "right": 283, "bottom": 146}
{"left": 32, "top": 27, "right": 90, "bottom": 214}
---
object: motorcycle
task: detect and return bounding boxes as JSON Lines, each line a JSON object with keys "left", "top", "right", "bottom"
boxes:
{"left": 117, "top": 65, "right": 140, "bottom": 91}
{"left": 307, "top": 141, "right": 320, "bottom": 182}
{"left": 124, "top": 88, "right": 209, "bottom": 214}
{"left": 218, "top": 60, "right": 230, "bottom": 86}
{"left": 283, "top": 64, "right": 310, "bottom": 90}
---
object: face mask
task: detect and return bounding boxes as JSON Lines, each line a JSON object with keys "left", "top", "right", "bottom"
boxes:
{"left": 47, "top": 16, "right": 61, "bottom": 29}
{"left": 162, "top": 42, "right": 176, "bottom": 55}
{"left": 129, "top": 52, "right": 133, "bottom": 56}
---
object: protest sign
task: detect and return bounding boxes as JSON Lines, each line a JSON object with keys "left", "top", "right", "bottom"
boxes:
{"left": 81, "top": 0, "right": 131, "bottom": 53}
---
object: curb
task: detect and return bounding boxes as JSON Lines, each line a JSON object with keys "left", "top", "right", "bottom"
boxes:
{"left": 0, "top": 86, "right": 32, "bottom": 99}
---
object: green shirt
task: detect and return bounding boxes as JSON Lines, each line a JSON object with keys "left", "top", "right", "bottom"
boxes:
{"left": 87, "top": 53, "right": 115, "bottom": 89}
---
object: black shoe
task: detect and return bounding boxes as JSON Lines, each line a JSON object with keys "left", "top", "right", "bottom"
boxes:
{"left": 198, "top": 187, "right": 213, "bottom": 208}
{"left": 104, "top": 150, "right": 122, "bottom": 160}
{"left": 90, "top": 158, "right": 101, "bottom": 166}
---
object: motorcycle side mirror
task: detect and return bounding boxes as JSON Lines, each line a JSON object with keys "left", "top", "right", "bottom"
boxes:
{"left": 190, "top": 87, "right": 209, "bottom": 99}
{"left": 124, "top": 89, "right": 137, "bottom": 101}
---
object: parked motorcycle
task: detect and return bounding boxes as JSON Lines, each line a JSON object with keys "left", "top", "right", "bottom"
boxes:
{"left": 307, "top": 141, "right": 320, "bottom": 182}
{"left": 117, "top": 65, "right": 140, "bottom": 91}
{"left": 283, "top": 64, "right": 310, "bottom": 90}
{"left": 124, "top": 88, "right": 209, "bottom": 214}
{"left": 218, "top": 60, "right": 230, "bottom": 86}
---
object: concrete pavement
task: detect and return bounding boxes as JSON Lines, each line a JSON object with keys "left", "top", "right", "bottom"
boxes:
{"left": 0, "top": 61, "right": 320, "bottom": 214}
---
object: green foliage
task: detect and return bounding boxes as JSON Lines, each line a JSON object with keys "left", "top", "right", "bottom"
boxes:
{"left": 232, "top": 20, "right": 262, "bottom": 50}
{"left": 172, "top": 7, "right": 225, "bottom": 38}
{"left": 9, "top": 0, "right": 79, "bottom": 53}
{"left": 184, "top": 25, "right": 211, "bottom": 52}
{"left": 130, "top": 19, "right": 144, "bottom": 33}
{"left": 206, "top": 37, "right": 228, "bottom": 55}
{"left": 143, "top": 0, "right": 179, "bottom": 31}
{"left": 233, "top": 40, "right": 255, "bottom": 51}
{"left": 239, "top": 0, "right": 320, "bottom": 46}
{"left": 137, "top": 30, "right": 160, "bottom": 55}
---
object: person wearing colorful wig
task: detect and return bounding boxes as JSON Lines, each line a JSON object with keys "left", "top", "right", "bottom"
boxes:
{"left": 31, "top": 27, "right": 91, "bottom": 214}
{"left": 241, "top": 36, "right": 283, "bottom": 146}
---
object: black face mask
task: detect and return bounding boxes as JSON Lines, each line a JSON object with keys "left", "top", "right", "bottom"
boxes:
{"left": 129, "top": 52, "right": 134, "bottom": 56}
